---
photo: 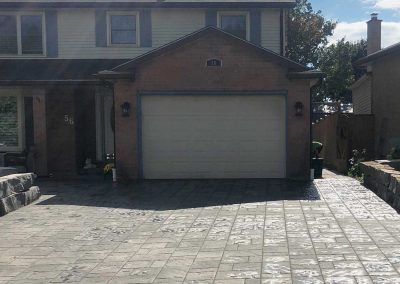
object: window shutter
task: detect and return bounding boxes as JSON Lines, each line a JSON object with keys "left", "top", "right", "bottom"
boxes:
{"left": 95, "top": 10, "right": 107, "bottom": 47}
{"left": 250, "top": 10, "right": 261, "bottom": 46}
{"left": 140, "top": 10, "right": 152, "bottom": 47}
{"left": 45, "top": 10, "right": 58, "bottom": 57}
{"left": 205, "top": 10, "right": 217, "bottom": 27}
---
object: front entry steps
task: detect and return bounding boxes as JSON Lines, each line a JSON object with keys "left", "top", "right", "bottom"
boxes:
{"left": 0, "top": 173, "right": 41, "bottom": 216}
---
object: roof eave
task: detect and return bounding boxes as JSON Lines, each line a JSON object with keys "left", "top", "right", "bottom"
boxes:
{"left": 287, "top": 71, "right": 325, "bottom": 79}
{"left": 112, "top": 26, "right": 308, "bottom": 73}
{"left": 94, "top": 70, "right": 134, "bottom": 80}
{"left": 0, "top": 2, "right": 296, "bottom": 9}
{"left": 355, "top": 43, "right": 400, "bottom": 66}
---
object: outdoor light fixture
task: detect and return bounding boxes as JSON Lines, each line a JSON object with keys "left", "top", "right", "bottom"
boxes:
{"left": 121, "top": 102, "right": 131, "bottom": 117}
{"left": 295, "top": 101, "right": 303, "bottom": 116}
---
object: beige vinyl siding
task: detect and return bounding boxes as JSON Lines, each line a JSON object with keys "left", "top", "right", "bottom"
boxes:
{"left": 58, "top": 9, "right": 152, "bottom": 59}
{"left": 47, "top": 8, "right": 283, "bottom": 59}
{"left": 152, "top": 9, "right": 205, "bottom": 47}
{"left": 352, "top": 77, "right": 372, "bottom": 114}
{"left": 261, "top": 9, "right": 281, "bottom": 54}
{"left": 58, "top": 8, "right": 204, "bottom": 59}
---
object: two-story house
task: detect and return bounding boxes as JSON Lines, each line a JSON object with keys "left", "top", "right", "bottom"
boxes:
{"left": 352, "top": 14, "right": 400, "bottom": 159}
{"left": 0, "top": 0, "right": 322, "bottom": 180}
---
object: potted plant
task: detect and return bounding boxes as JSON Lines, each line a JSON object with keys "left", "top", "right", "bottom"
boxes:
{"left": 103, "top": 153, "right": 115, "bottom": 180}
{"left": 312, "top": 141, "right": 324, "bottom": 179}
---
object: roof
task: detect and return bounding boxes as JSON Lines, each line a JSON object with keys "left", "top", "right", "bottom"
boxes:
{"left": 350, "top": 74, "right": 371, "bottom": 90}
{"left": 109, "top": 26, "right": 309, "bottom": 74}
{"left": 355, "top": 42, "right": 400, "bottom": 66}
{"left": 0, "top": 0, "right": 296, "bottom": 8}
{"left": 0, "top": 59, "right": 127, "bottom": 84}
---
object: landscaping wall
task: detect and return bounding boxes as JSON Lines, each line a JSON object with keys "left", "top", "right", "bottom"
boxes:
{"left": 361, "top": 161, "right": 400, "bottom": 211}
{"left": 313, "top": 113, "right": 375, "bottom": 173}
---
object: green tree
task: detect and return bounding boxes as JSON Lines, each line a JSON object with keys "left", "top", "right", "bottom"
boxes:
{"left": 314, "top": 39, "right": 367, "bottom": 102}
{"left": 286, "top": 0, "right": 336, "bottom": 67}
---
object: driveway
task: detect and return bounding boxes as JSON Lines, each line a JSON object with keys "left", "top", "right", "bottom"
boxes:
{"left": 0, "top": 176, "right": 400, "bottom": 284}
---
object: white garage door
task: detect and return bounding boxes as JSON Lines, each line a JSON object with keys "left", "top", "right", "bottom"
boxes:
{"left": 141, "top": 95, "right": 286, "bottom": 179}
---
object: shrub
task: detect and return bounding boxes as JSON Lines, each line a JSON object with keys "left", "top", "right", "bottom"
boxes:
{"left": 388, "top": 146, "right": 400, "bottom": 160}
{"left": 348, "top": 149, "right": 367, "bottom": 180}
{"left": 312, "top": 141, "right": 323, "bottom": 158}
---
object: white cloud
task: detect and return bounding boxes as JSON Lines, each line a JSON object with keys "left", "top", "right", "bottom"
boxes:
{"left": 361, "top": 0, "right": 400, "bottom": 10}
{"left": 374, "top": 0, "right": 400, "bottom": 9}
{"left": 328, "top": 21, "right": 400, "bottom": 47}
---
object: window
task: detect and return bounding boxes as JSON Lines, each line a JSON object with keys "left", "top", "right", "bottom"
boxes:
{"left": 218, "top": 12, "right": 249, "bottom": 40}
{"left": 0, "top": 94, "right": 23, "bottom": 151}
{"left": 0, "top": 16, "right": 18, "bottom": 54}
{"left": 0, "top": 13, "right": 45, "bottom": 56}
{"left": 21, "top": 15, "right": 43, "bottom": 54}
{"left": 107, "top": 12, "right": 139, "bottom": 46}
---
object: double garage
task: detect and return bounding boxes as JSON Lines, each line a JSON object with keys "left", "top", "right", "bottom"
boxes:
{"left": 109, "top": 28, "right": 316, "bottom": 180}
{"left": 140, "top": 94, "right": 286, "bottom": 179}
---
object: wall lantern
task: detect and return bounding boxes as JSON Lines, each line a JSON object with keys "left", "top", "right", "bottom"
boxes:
{"left": 295, "top": 101, "right": 304, "bottom": 116}
{"left": 120, "top": 102, "right": 131, "bottom": 117}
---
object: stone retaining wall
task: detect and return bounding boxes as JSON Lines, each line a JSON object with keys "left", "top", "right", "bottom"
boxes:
{"left": 360, "top": 161, "right": 400, "bottom": 211}
{"left": 0, "top": 173, "right": 41, "bottom": 216}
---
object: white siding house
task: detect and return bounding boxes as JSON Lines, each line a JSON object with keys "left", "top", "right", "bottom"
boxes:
{"left": 1, "top": 7, "right": 287, "bottom": 59}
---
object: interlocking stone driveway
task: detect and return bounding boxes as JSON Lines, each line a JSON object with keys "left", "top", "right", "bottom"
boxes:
{"left": 1, "top": 176, "right": 400, "bottom": 284}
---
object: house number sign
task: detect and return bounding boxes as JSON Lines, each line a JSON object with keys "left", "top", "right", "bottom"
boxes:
{"left": 207, "top": 58, "right": 222, "bottom": 67}
{"left": 64, "top": 114, "right": 74, "bottom": 125}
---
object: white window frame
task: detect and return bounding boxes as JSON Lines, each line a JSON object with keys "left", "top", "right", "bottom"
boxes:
{"left": 0, "top": 11, "right": 46, "bottom": 57}
{"left": 107, "top": 11, "right": 140, "bottom": 47}
{"left": 0, "top": 91, "right": 25, "bottom": 152}
{"left": 217, "top": 11, "right": 250, "bottom": 41}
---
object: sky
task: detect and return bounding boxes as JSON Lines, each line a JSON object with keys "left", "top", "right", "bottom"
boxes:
{"left": 309, "top": 0, "right": 400, "bottom": 48}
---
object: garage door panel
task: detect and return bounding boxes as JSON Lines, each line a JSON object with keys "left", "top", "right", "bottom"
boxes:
{"left": 142, "top": 96, "right": 285, "bottom": 116}
{"left": 145, "top": 162, "right": 285, "bottom": 179}
{"left": 144, "top": 149, "right": 285, "bottom": 162}
{"left": 141, "top": 95, "right": 286, "bottom": 179}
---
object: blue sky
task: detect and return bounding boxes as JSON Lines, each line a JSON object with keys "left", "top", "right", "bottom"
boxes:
{"left": 308, "top": 0, "right": 400, "bottom": 47}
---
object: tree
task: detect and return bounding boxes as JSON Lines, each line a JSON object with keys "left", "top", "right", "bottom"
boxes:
{"left": 314, "top": 39, "right": 367, "bottom": 102}
{"left": 286, "top": 0, "right": 336, "bottom": 67}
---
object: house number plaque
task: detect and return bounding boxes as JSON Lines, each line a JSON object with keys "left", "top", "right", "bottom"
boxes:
{"left": 207, "top": 59, "right": 222, "bottom": 67}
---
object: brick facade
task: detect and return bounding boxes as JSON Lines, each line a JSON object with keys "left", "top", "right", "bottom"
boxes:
{"left": 114, "top": 32, "right": 313, "bottom": 180}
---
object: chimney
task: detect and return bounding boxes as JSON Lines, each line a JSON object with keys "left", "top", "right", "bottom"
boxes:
{"left": 367, "top": 13, "right": 382, "bottom": 55}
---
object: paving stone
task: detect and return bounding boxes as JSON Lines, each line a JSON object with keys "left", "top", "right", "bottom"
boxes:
{"left": 0, "top": 177, "right": 399, "bottom": 283}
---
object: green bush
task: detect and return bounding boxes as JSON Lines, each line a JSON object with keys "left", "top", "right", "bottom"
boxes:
{"left": 348, "top": 149, "right": 367, "bottom": 180}
{"left": 388, "top": 146, "right": 400, "bottom": 160}
{"left": 312, "top": 141, "right": 323, "bottom": 158}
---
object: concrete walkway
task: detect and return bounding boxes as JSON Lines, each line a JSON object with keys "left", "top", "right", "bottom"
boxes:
{"left": 0, "top": 174, "right": 400, "bottom": 283}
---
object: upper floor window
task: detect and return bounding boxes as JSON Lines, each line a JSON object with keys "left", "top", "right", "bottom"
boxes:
{"left": 107, "top": 12, "right": 139, "bottom": 46}
{"left": 0, "top": 13, "right": 45, "bottom": 56}
{"left": 218, "top": 12, "right": 249, "bottom": 41}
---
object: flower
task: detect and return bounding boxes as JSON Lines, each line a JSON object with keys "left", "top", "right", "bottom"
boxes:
{"left": 103, "top": 163, "right": 114, "bottom": 174}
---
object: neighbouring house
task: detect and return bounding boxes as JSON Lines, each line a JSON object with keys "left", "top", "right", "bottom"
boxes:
{"left": 0, "top": 0, "right": 322, "bottom": 180}
{"left": 352, "top": 13, "right": 400, "bottom": 158}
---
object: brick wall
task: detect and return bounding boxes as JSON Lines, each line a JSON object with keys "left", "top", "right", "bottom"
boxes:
{"left": 114, "top": 32, "right": 312, "bottom": 179}
{"left": 46, "top": 86, "right": 97, "bottom": 176}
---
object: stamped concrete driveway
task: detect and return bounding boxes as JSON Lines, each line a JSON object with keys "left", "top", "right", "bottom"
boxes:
{"left": 1, "top": 176, "right": 400, "bottom": 284}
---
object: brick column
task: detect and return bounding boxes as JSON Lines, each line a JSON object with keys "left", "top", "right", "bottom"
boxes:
{"left": 114, "top": 80, "right": 139, "bottom": 180}
{"left": 32, "top": 94, "right": 48, "bottom": 176}
{"left": 287, "top": 81, "right": 311, "bottom": 179}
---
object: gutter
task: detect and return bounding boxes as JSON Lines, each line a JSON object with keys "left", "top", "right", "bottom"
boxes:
{"left": 0, "top": 2, "right": 297, "bottom": 9}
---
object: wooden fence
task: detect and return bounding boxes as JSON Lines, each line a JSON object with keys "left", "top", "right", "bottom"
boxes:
{"left": 312, "top": 113, "right": 375, "bottom": 173}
